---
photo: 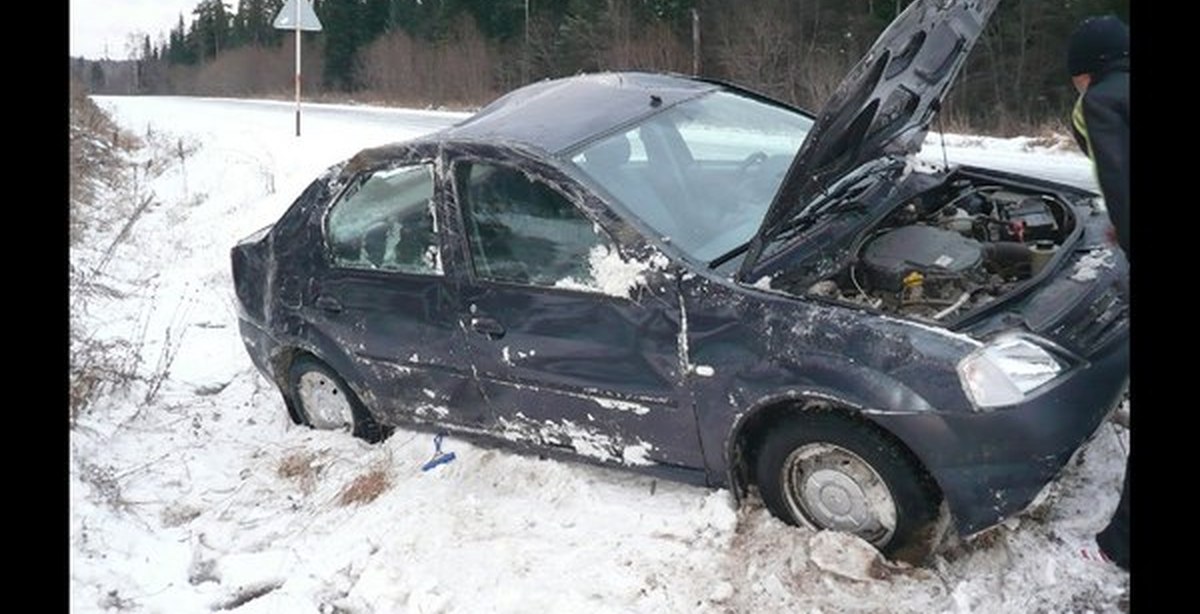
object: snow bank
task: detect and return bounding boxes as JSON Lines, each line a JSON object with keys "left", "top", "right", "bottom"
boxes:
{"left": 71, "top": 97, "right": 1128, "bottom": 614}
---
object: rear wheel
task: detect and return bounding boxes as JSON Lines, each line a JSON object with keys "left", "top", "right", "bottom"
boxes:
{"left": 287, "top": 355, "right": 387, "bottom": 443}
{"left": 754, "top": 412, "right": 942, "bottom": 563}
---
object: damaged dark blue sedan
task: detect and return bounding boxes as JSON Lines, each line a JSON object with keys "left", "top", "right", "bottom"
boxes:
{"left": 233, "top": 0, "right": 1128, "bottom": 562}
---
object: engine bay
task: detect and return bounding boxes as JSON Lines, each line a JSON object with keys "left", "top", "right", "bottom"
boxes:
{"left": 801, "top": 178, "right": 1077, "bottom": 322}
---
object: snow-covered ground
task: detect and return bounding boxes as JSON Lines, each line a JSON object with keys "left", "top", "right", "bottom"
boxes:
{"left": 71, "top": 96, "right": 1126, "bottom": 613}
{"left": 918, "top": 131, "right": 1097, "bottom": 192}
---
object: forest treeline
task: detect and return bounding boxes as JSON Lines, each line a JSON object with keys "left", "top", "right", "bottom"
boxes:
{"left": 72, "top": 0, "right": 1130, "bottom": 135}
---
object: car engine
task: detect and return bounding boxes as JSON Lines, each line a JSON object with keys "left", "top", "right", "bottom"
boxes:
{"left": 806, "top": 180, "right": 1075, "bottom": 322}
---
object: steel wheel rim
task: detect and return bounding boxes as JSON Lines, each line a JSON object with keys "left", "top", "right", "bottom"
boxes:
{"left": 297, "top": 370, "right": 353, "bottom": 430}
{"left": 781, "top": 443, "right": 897, "bottom": 546}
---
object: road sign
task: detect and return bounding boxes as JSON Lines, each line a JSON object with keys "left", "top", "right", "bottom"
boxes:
{"left": 273, "top": 0, "right": 323, "bottom": 31}
{"left": 274, "top": 0, "right": 322, "bottom": 136}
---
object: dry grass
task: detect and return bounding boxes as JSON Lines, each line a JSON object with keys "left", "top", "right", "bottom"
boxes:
{"left": 277, "top": 451, "right": 323, "bottom": 494}
{"left": 160, "top": 503, "right": 203, "bottom": 528}
{"left": 939, "top": 525, "right": 1011, "bottom": 564}
{"left": 280, "top": 451, "right": 392, "bottom": 505}
{"left": 356, "top": 17, "right": 500, "bottom": 109}
{"left": 338, "top": 466, "right": 392, "bottom": 507}
{"left": 69, "top": 78, "right": 199, "bottom": 427}
{"left": 69, "top": 326, "right": 141, "bottom": 426}
{"left": 69, "top": 77, "right": 147, "bottom": 424}
{"left": 100, "top": 590, "right": 136, "bottom": 611}
{"left": 69, "top": 77, "right": 137, "bottom": 246}
{"left": 77, "top": 461, "right": 130, "bottom": 512}
{"left": 1022, "top": 119, "right": 1075, "bottom": 152}
{"left": 70, "top": 365, "right": 102, "bottom": 425}
{"left": 69, "top": 110, "right": 135, "bottom": 422}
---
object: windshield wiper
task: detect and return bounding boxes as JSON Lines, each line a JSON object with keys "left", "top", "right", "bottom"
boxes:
{"left": 709, "top": 242, "right": 749, "bottom": 270}
{"left": 765, "top": 185, "right": 873, "bottom": 249}
{"left": 793, "top": 187, "right": 871, "bottom": 228}
{"left": 735, "top": 159, "right": 900, "bottom": 281}
{"left": 750, "top": 164, "right": 890, "bottom": 262}
{"left": 790, "top": 160, "right": 893, "bottom": 226}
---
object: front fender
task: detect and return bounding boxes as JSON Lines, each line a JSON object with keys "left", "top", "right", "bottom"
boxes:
{"left": 692, "top": 352, "right": 936, "bottom": 489}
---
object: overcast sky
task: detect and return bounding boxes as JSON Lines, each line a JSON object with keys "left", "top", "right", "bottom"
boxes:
{"left": 70, "top": 0, "right": 242, "bottom": 60}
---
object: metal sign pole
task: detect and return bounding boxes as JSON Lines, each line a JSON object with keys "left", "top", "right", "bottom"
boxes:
{"left": 295, "top": 0, "right": 301, "bottom": 137}
{"left": 274, "top": 0, "right": 322, "bottom": 137}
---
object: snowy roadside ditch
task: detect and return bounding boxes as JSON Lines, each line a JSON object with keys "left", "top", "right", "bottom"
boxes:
{"left": 71, "top": 97, "right": 1128, "bottom": 614}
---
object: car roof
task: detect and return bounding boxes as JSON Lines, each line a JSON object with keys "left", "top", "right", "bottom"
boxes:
{"left": 434, "top": 72, "right": 720, "bottom": 155}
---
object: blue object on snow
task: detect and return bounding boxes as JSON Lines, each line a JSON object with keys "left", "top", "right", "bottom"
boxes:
{"left": 421, "top": 451, "right": 456, "bottom": 472}
{"left": 421, "top": 432, "right": 456, "bottom": 472}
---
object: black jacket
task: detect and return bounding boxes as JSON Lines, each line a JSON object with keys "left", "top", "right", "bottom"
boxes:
{"left": 1071, "top": 59, "right": 1130, "bottom": 258}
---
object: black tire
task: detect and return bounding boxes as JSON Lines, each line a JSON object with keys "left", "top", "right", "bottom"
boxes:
{"left": 286, "top": 355, "right": 387, "bottom": 443}
{"left": 754, "top": 411, "right": 942, "bottom": 563}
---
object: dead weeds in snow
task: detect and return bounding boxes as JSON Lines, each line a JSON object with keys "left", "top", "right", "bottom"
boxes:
{"left": 69, "top": 330, "right": 141, "bottom": 427}
{"left": 1022, "top": 119, "right": 1074, "bottom": 152}
{"left": 78, "top": 461, "right": 131, "bottom": 512}
{"left": 69, "top": 80, "right": 146, "bottom": 425}
{"left": 69, "top": 78, "right": 137, "bottom": 246}
{"left": 99, "top": 589, "right": 137, "bottom": 611}
{"left": 69, "top": 79, "right": 197, "bottom": 426}
{"left": 160, "top": 503, "right": 203, "bottom": 528}
{"left": 212, "top": 581, "right": 283, "bottom": 611}
{"left": 939, "top": 525, "right": 1012, "bottom": 565}
{"left": 278, "top": 450, "right": 324, "bottom": 494}
{"left": 337, "top": 465, "right": 392, "bottom": 507}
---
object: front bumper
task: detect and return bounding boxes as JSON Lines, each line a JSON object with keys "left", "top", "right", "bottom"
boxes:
{"left": 873, "top": 334, "right": 1129, "bottom": 535}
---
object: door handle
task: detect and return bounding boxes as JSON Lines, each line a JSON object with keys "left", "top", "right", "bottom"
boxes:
{"left": 470, "top": 316, "right": 506, "bottom": 340}
{"left": 314, "top": 295, "right": 343, "bottom": 313}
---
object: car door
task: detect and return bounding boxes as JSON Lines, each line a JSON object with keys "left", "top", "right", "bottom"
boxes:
{"left": 304, "top": 147, "right": 491, "bottom": 429}
{"left": 443, "top": 144, "right": 706, "bottom": 470}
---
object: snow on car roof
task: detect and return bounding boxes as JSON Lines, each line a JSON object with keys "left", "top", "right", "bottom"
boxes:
{"left": 438, "top": 72, "right": 719, "bottom": 154}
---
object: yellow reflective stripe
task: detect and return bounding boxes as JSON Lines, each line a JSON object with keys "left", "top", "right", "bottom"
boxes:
{"left": 1073, "top": 95, "right": 1100, "bottom": 186}
{"left": 1073, "top": 96, "right": 1089, "bottom": 149}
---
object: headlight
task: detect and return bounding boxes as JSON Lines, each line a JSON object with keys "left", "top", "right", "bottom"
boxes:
{"left": 957, "top": 336, "right": 1064, "bottom": 409}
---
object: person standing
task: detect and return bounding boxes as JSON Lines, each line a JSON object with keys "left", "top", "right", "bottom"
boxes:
{"left": 1069, "top": 15, "right": 1130, "bottom": 258}
{"left": 1067, "top": 14, "right": 1130, "bottom": 572}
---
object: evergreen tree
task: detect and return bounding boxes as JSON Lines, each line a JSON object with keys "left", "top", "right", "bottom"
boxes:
{"left": 387, "top": 0, "right": 450, "bottom": 41}
{"left": 167, "top": 14, "right": 197, "bottom": 65}
{"left": 361, "top": 0, "right": 390, "bottom": 42}
{"left": 89, "top": 63, "right": 106, "bottom": 91}
{"left": 230, "top": 3, "right": 247, "bottom": 47}
{"left": 238, "top": 0, "right": 274, "bottom": 47}
{"left": 461, "top": 0, "right": 523, "bottom": 42}
{"left": 191, "top": 0, "right": 232, "bottom": 60}
{"left": 262, "top": 0, "right": 287, "bottom": 45}
{"left": 146, "top": 0, "right": 1133, "bottom": 132}
{"left": 318, "top": 0, "right": 364, "bottom": 91}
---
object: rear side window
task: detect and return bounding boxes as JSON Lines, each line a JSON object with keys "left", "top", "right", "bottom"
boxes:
{"left": 455, "top": 161, "right": 614, "bottom": 289}
{"left": 326, "top": 164, "right": 441, "bottom": 275}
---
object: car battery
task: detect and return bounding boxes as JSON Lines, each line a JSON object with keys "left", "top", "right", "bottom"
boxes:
{"left": 1001, "top": 197, "right": 1058, "bottom": 243}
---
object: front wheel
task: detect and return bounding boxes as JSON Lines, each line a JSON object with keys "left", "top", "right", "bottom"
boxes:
{"left": 287, "top": 355, "right": 387, "bottom": 443}
{"left": 754, "top": 412, "right": 942, "bottom": 563}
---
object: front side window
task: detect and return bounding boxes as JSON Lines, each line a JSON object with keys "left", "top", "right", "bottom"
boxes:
{"left": 326, "top": 164, "right": 441, "bottom": 275}
{"left": 456, "top": 161, "right": 617, "bottom": 291}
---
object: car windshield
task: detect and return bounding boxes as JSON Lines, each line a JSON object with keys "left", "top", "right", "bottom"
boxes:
{"left": 570, "top": 90, "right": 813, "bottom": 262}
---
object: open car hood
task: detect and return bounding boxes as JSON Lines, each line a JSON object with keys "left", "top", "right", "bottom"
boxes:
{"left": 739, "top": 0, "right": 998, "bottom": 279}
